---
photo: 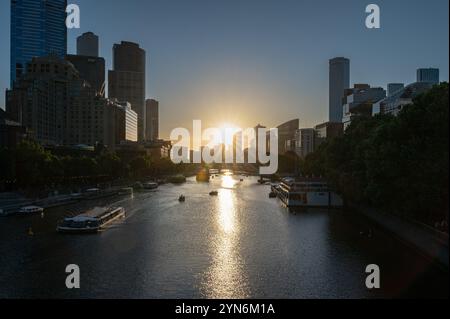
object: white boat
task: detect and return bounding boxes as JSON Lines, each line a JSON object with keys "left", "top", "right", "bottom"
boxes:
{"left": 277, "top": 177, "right": 343, "bottom": 208}
{"left": 18, "top": 206, "right": 44, "bottom": 214}
{"left": 143, "top": 182, "right": 159, "bottom": 190}
{"left": 57, "top": 207, "right": 125, "bottom": 233}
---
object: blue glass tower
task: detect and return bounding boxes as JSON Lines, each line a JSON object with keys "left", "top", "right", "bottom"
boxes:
{"left": 10, "top": 0, "right": 67, "bottom": 86}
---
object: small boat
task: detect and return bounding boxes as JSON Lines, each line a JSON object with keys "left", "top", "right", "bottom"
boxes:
{"left": 143, "top": 182, "right": 159, "bottom": 190}
{"left": 209, "top": 191, "right": 219, "bottom": 196}
{"left": 57, "top": 207, "right": 125, "bottom": 234}
{"left": 179, "top": 195, "right": 186, "bottom": 202}
{"left": 269, "top": 192, "right": 277, "bottom": 198}
{"left": 19, "top": 206, "right": 44, "bottom": 215}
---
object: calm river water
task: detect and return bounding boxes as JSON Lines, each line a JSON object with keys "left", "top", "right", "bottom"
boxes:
{"left": 0, "top": 175, "right": 448, "bottom": 298}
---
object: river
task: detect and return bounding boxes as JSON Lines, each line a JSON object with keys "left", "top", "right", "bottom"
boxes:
{"left": 0, "top": 175, "right": 448, "bottom": 298}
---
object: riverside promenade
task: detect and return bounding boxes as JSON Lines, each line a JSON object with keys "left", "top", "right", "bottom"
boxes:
{"left": 356, "top": 205, "right": 449, "bottom": 268}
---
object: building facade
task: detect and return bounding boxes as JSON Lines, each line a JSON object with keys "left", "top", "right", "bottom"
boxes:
{"left": 342, "top": 84, "right": 386, "bottom": 129}
{"left": 6, "top": 55, "right": 77, "bottom": 145}
{"left": 108, "top": 42, "right": 146, "bottom": 141}
{"left": 294, "top": 128, "right": 316, "bottom": 158}
{"left": 115, "top": 101, "right": 138, "bottom": 144}
{"left": 372, "top": 82, "right": 434, "bottom": 117}
{"left": 6, "top": 55, "right": 126, "bottom": 148}
{"left": 10, "top": 0, "right": 67, "bottom": 86}
{"left": 145, "top": 99, "right": 159, "bottom": 141}
{"left": 277, "top": 119, "right": 299, "bottom": 155}
{"left": 329, "top": 57, "right": 350, "bottom": 123}
{"left": 387, "top": 83, "right": 405, "bottom": 97}
{"left": 77, "top": 32, "right": 99, "bottom": 57}
{"left": 66, "top": 54, "right": 106, "bottom": 96}
{"left": 314, "top": 122, "right": 343, "bottom": 148}
{"left": 417, "top": 68, "right": 439, "bottom": 84}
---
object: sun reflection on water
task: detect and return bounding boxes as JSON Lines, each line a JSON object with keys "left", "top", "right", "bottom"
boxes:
{"left": 201, "top": 175, "right": 250, "bottom": 298}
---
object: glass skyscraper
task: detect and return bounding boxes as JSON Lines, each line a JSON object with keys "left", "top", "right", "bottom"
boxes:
{"left": 10, "top": 0, "right": 67, "bottom": 86}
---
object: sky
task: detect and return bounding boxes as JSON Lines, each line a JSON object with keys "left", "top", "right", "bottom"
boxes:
{"left": 0, "top": 0, "right": 448, "bottom": 139}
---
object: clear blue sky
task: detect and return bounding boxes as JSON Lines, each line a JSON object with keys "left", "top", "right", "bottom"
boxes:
{"left": 0, "top": 0, "right": 448, "bottom": 138}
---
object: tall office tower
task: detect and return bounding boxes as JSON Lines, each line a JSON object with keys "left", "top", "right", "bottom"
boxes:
{"left": 145, "top": 99, "right": 159, "bottom": 141}
{"left": 10, "top": 0, "right": 67, "bottom": 86}
{"left": 329, "top": 57, "right": 350, "bottom": 123}
{"left": 66, "top": 55, "right": 106, "bottom": 96}
{"left": 77, "top": 32, "right": 99, "bottom": 57}
{"left": 108, "top": 41, "right": 146, "bottom": 141}
{"left": 417, "top": 68, "right": 440, "bottom": 84}
{"left": 387, "top": 83, "right": 404, "bottom": 96}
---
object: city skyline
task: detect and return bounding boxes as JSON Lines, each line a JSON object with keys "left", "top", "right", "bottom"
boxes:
{"left": 0, "top": 0, "right": 449, "bottom": 139}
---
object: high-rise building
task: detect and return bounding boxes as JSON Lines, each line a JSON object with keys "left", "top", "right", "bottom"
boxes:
{"left": 417, "top": 68, "right": 439, "bottom": 84}
{"left": 6, "top": 55, "right": 120, "bottom": 147}
{"left": 66, "top": 55, "right": 106, "bottom": 96}
{"left": 6, "top": 55, "right": 79, "bottom": 145}
{"left": 77, "top": 32, "right": 99, "bottom": 57}
{"left": 10, "top": 0, "right": 68, "bottom": 86}
{"left": 108, "top": 41, "right": 146, "bottom": 141}
{"left": 145, "top": 99, "right": 159, "bottom": 141}
{"left": 329, "top": 57, "right": 350, "bottom": 123}
{"left": 387, "top": 83, "right": 404, "bottom": 97}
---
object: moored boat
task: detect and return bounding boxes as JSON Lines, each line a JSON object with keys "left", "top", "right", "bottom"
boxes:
{"left": 18, "top": 206, "right": 44, "bottom": 215}
{"left": 277, "top": 177, "right": 343, "bottom": 208}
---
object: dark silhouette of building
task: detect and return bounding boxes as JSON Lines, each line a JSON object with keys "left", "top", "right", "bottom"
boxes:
{"left": 145, "top": 99, "right": 159, "bottom": 141}
{"left": 108, "top": 42, "right": 146, "bottom": 141}
{"left": 6, "top": 55, "right": 122, "bottom": 147}
{"left": 0, "top": 108, "right": 28, "bottom": 148}
{"left": 329, "top": 57, "right": 350, "bottom": 123}
{"left": 277, "top": 119, "right": 299, "bottom": 155}
{"left": 77, "top": 32, "right": 99, "bottom": 57}
{"left": 10, "top": 0, "right": 67, "bottom": 86}
{"left": 66, "top": 55, "right": 106, "bottom": 97}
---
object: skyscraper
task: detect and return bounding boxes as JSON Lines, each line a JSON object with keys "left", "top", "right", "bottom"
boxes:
{"left": 66, "top": 55, "right": 106, "bottom": 97}
{"left": 417, "top": 68, "right": 439, "bottom": 84}
{"left": 145, "top": 99, "right": 159, "bottom": 141}
{"left": 329, "top": 57, "right": 350, "bottom": 123}
{"left": 10, "top": 0, "right": 67, "bottom": 86}
{"left": 108, "top": 41, "right": 146, "bottom": 141}
{"left": 77, "top": 32, "right": 99, "bottom": 57}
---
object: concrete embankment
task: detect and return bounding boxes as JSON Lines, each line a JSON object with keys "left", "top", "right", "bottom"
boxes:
{"left": 352, "top": 205, "right": 449, "bottom": 268}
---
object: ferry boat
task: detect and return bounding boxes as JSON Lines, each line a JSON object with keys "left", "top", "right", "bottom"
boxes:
{"left": 18, "top": 206, "right": 44, "bottom": 215}
{"left": 57, "top": 207, "right": 125, "bottom": 233}
{"left": 276, "top": 177, "right": 343, "bottom": 208}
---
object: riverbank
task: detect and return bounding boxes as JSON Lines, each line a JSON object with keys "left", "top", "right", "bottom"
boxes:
{"left": 351, "top": 204, "right": 449, "bottom": 268}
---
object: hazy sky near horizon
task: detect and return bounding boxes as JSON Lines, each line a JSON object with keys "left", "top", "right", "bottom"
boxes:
{"left": 0, "top": 0, "right": 448, "bottom": 138}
